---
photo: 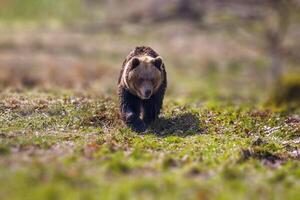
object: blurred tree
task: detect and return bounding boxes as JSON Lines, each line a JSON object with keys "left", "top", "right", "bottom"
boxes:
{"left": 228, "top": 0, "right": 299, "bottom": 86}
{"left": 264, "top": 0, "right": 291, "bottom": 86}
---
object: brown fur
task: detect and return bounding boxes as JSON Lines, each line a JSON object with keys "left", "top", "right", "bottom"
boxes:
{"left": 121, "top": 55, "right": 162, "bottom": 99}
{"left": 118, "top": 46, "right": 167, "bottom": 132}
{"left": 118, "top": 47, "right": 165, "bottom": 82}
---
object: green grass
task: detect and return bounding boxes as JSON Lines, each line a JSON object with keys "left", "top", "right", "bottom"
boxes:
{"left": 0, "top": 90, "right": 299, "bottom": 200}
{"left": 0, "top": 0, "right": 83, "bottom": 22}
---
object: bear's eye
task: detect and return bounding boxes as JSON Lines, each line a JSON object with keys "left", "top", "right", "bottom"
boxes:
{"left": 137, "top": 78, "right": 143, "bottom": 85}
{"left": 151, "top": 79, "right": 156, "bottom": 85}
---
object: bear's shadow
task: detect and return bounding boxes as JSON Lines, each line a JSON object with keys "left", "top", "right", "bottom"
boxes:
{"left": 148, "top": 112, "right": 202, "bottom": 137}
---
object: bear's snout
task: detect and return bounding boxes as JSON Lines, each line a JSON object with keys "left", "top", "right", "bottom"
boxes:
{"left": 145, "top": 89, "right": 151, "bottom": 97}
{"left": 140, "top": 89, "right": 152, "bottom": 99}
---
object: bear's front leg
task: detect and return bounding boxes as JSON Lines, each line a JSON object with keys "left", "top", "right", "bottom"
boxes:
{"left": 142, "top": 89, "right": 165, "bottom": 125}
{"left": 120, "top": 89, "right": 146, "bottom": 132}
{"left": 123, "top": 111, "right": 146, "bottom": 132}
{"left": 142, "top": 98, "right": 159, "bottom": 125}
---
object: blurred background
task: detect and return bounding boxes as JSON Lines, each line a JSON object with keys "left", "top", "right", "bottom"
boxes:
{"left": 0, "top": 0, "right": 299, "bottom": 105}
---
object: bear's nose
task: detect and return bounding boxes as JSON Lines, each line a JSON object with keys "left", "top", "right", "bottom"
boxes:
{"left": 145, "top": 90, "right": 151, "bottom": 97}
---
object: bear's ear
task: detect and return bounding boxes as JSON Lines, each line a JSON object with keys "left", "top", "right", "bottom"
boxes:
{"left": 130, "top": 57, "right": 140, "bottom": 70}
{"left": 153, "top": 56, "right": 163, "bottom": 70}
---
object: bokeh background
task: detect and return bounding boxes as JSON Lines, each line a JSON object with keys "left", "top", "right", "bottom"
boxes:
{"left": 0, "top": 1, "right": 300, "bottom": 200}
{"left": 0, "top": 0, "right": 299, "bottom": 105}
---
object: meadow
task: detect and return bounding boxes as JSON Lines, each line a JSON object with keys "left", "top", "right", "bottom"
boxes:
{"left": 0, "top": 1, "right": 299, "bottom": 199}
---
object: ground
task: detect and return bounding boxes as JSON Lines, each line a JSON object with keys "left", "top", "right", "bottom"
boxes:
{"left": 0, "top": 89, "right": 299, "bottom": 200}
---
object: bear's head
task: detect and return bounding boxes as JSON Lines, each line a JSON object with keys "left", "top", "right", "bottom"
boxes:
{"left": 123, "top": 56, "right": 163, "bottom": 99}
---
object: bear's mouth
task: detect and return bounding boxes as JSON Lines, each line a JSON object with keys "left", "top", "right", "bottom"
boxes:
{"left": 138, "top": 91, "right": 152, "bottom": 99}
{"left": 139, "top": 94, "right": 151, "bottom": 99}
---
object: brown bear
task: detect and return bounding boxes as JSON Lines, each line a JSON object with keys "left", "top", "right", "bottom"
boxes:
{"left": 118, "top": 46, "right": 167, "bottom": 132}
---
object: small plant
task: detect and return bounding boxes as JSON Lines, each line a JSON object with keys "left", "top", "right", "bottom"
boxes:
{"left": 267, "top": 74, "right": 300, "bottom": 110}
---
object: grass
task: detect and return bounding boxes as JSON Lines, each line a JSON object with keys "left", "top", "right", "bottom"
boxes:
{"left": 0, "top": 0, "right": 83, "bottom": 22}
{"left": 0, "top": 90, "right": 299, "bottom": 200}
